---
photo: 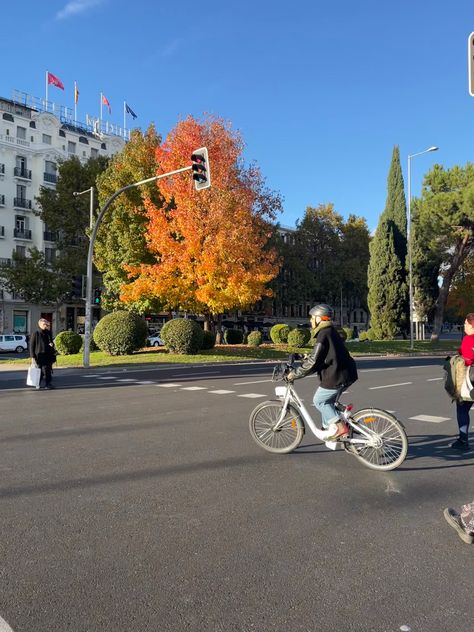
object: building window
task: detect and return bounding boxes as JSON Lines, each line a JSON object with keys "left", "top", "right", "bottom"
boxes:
{"left": 15, "top": 216, "right": 26, "bottom": 232}
{"left": 16, "top": 126, "right": 26, "bottom": 140}
{"left": 45, "top": 247, "right": 56, "bottom": 265}
{"left": 16, "top": 184, "right": 27, "bottom": 200}
{"left": 79, "top": 136, "right": 89, "bottom": 144}
{"left": 45, "top": 160, "right": 56, "bottom": 175}
{"left": 2, "top": 113, "right": 14, "bottom": 122}
{"left": 13, "top": 310, "right": 28, "bottom": 333}
{"left": 59, "top": 130, "right": 66, "bottom": 137}
{"left": 68, "top": 141, "right": 76, "bottom": 154}
{"left": 29, "top": 121, "right": 36, "bottom": 128}
{"left": 91, "top": 148, "right": 99, "bottom": 158}
{"left": 15, "top": 245, "right": 26, "bottom": 257}
{"left": 42, "top": 134, "right": 52, "bottom": 144}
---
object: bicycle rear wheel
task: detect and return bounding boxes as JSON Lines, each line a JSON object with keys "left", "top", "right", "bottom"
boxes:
{"left": 249, "top": 401, "right": 304, "bottom": 454}
{"left": 343, "top": 408, "right": 408, "bottom": 471}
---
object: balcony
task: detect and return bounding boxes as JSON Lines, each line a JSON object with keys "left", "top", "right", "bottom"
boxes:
{"left": 43, "top": 172, "right": 57, "bottom": 184}
{"left": 13, "top": 197, "right": 32, "bottom": 210}
{"left": 0, "top": 194, "right": 4, "bottom": 206}
{"left": 14, "top": 166, "right": 32, "bottom": 180}
{"left": 14, "top": 228, "right": 32, "bottom": 240}
{"left": 0, "top": 226, "right": 4, "bottom": 237}
{"left": 0, "top": 257, "right": 12, "bottom": 266}
{"left": 43, "top": 230, "right": 58, "bottom": 242}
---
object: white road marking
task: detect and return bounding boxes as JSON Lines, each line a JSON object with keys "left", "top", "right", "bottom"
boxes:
{"left": 233, "top": 379, "right": 273, "bottom": 385}
{"left": 180, "top": 386, "right": 207, "bottom": 391}
{"left": 238, "top": 393, "right": 266, "bottom": 398}
{"left": 82, "top": 374, "right": 97, "bottom": 378}
{"left": 408, "top": 365, "right": 431, "bottom": 369}
{"left": 409, "top": 414, "right": 450, "bottom": 423}
{"left": 360, "top": 368, "right": 396, "bottom": 373}
{"left": 427, "top": 377, "right": 443, "bottom": 382}
{"left": 97, "top": 376, "right": 116, "bottom": 380}
{"left": 369, "top": 382, "right": 412, "bottom": 390}
{"left": 172, "top": 371, "right": 221, "bottom": 377}
{"left": 209, "top": 389, "right": 235, "bottom": 394}
{"left": 157, "top": 383, "right": 182, "bottom": 388}
{"left": 135, "top": 381, "right": 155, "bottom": 385}
{"left": 116, "top": 379, "right": 137, "bottom": 382}
{"left": 0, "top": 615, "right": 14, "bottom": 631}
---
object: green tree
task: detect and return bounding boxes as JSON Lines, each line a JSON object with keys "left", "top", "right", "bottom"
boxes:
{"left": 415, "top": 163, "right": 474, "bottom": 340}
{"left": 94, "top": 125, "right": 163, "bottom": 313}
{"left": 339, "top": 214, "right": 371, "bottom": 310}
{"left": 35, "top": 155, "right": 109, "bottom": 282}
{"left": 368, "top": 146, "right": 408, "bottom": 337}
{"left": 367, "top": 218, "right": 406, "bottom": 338}
{"left": 0, "top": 248, "right": 71, "bottom": 304}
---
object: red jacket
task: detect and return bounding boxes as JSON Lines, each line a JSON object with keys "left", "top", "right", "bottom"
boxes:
{"left": 459, "top": 334, "right": 474, "bottom": 366}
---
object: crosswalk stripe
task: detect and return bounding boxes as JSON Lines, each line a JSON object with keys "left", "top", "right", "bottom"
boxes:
{"left": 116, "top": 379, "right": 137, "bottom": 382}
{"left": 409, "top": 414, "right": 450, "bottom": 423}
{"left": 180, "top": 386, "right": 207, "bottom": 391}
{"left": 238, "top": 393, "right": 266, "bottom": 399}
{"left": 209, "top": 389, "right": 235, "bottom": 394}
{"left": 157, "top": 383, "right": 182, "bottom": 388}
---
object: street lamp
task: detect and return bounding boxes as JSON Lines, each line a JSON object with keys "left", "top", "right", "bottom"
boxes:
{"left": 407, "top": 146, "right": 438, "bottom": 350}
{"left": 72, "top": 186, "right": 94, "bottom": 230}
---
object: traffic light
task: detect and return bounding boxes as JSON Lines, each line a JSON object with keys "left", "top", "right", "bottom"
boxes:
{"left": 94, "top": 288, "right": 102, "bottom": 305}
{"left": 469, "top": 32, "right": 474, "bottom": 96}
{"left": 191, "top": 147, "right": 211, "bottom": 191}
{"left": 71, "top": 275, "right": 83, "bottom": 299}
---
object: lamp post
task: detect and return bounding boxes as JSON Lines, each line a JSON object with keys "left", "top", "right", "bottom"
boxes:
{"left": 72, "top": 186, "right": 94, "bottom": 230}
{"left": 407, "top": 146, "right": 438, "bottom": 350}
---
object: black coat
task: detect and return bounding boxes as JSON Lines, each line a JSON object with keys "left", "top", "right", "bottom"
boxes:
{"left": 29, "top": 329, "right": 56, "bottom": 366}
{"left": 293, "top": 325, "right": 358, "bottom": 389}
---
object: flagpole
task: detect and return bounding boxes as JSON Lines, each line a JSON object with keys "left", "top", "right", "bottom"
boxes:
{"left": 100, "top": 92, "right": 103, "bottom": 131}
{"left": 123, "top": 101, "right": 126, "bottom": 139}
{"left": 74, "top": 81, "right": 77, "bottom": 122}
{"left": 45, "top": 70, "right": 48, "bottom": 106}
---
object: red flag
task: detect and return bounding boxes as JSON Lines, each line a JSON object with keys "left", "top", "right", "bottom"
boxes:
{"left": 47, "top": 72, "right": 64, "bottom": 90}
{"left": 101, "top": 94, "right": 111, "bottom": 114}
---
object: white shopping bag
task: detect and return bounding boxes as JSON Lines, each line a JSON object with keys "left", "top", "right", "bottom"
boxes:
{"left": 26, "top": 364, "right": 41, "bottom": 388}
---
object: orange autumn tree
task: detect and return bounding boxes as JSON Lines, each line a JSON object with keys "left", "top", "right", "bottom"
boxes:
{"left": 121, "top": 116, "right": 282, "bottom": 329}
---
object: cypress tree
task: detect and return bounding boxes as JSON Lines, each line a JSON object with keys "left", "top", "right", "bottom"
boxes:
{"left": 367, "top": 146, "right": 409, "bottom": 337}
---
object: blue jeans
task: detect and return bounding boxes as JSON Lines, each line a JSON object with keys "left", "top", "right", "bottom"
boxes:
{"left": 456, "top": 400, "right": 473, "bottom": 438}
{"left": 313, "top": 386, "right": 344, "bottom": 428}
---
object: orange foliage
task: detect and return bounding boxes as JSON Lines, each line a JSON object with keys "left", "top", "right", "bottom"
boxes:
{"left": 121, "top": 116, "right": 281, "bottom": 315}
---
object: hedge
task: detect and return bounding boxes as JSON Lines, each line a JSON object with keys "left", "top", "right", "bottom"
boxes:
{"left": 54, "top": 330, "right": 83, "bottom": 355}
{"left": 247, "top": 331, "right": 263, "bottom": 347}
{"left": 224, "top": 328, "right": 244, "bottom": 344}
{"left": 161, "top": 318, "right": 204, "bottom": 354}
{"left": 93, "top": 310, "right": 148, "bottom": 355}
{"left": 287, "top": 328, "right": 311, "bottom": 348}
{"left": 270, "top": 324, "right": 290, "bottom": 344}
{"left": 200, "top": 330, "right": 216, "bottom": 350}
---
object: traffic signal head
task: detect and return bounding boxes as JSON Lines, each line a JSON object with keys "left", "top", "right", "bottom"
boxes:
{"left": 94, "top": 288, "right": 102, "bottom": 305}
{"left": 469, "top": 32, "right": 474, "bottom": 96}
{"left": 191, "top": 147, "right": 211, "bottom": 191}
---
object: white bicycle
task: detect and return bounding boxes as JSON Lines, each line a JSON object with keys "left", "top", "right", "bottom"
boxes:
{"left": 249, "top": 361, "right": 408, "bottom": 471}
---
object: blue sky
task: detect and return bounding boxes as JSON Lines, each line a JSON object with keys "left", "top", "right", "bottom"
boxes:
{"left": 1, "top": 0, "right": 474, "bottom": 231}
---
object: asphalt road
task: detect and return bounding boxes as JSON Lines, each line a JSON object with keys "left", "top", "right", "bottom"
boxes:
{"left": 0, "top": 357, "right": 472, "bottom": 632}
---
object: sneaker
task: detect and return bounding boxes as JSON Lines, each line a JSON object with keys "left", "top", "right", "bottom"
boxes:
{"left": 450, "top": 438, "right": 470, "bottom": 451}
{"left": 332, "top": 421, "right": 350, "bottom": 439}
{"left": 443, "top": 508, "right": 474, "bottom": 544}
{"left": 44, "top": 384, "right": 55, "bottom": 390}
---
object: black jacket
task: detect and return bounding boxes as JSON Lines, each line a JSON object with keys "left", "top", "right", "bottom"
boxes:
{"left": 30, "top": 329, "right": 56, "bottom": 366}
{"left": 293, "top": 324, "right": 358, "bottom": 389}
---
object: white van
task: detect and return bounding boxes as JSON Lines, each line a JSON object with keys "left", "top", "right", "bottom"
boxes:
{"left": 0, "top": 334, "right": 28, "bottom": 353}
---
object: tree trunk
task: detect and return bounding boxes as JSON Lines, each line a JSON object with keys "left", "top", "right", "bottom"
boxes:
{"left": 430, "top": 233, "right": 472, "bottom": 342}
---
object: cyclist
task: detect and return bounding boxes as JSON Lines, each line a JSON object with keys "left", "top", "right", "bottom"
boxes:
{"left": 287, "top": 304, "right": 358, "bottom": 440}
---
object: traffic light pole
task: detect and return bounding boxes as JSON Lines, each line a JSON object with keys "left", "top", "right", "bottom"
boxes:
{"left": 83, "top": 166, "right": 192, "bottom": 367}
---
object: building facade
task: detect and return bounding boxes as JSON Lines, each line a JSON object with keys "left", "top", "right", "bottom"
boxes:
{"left": 0, "top": 92, "right": 125, "bottom": 336}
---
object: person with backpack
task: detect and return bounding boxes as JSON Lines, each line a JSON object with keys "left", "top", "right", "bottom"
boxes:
{"left": 450, "top": 313, "right": 474, "bottom": 451}
{"left": 287, "top": 304, "right": 358, "bottom": 440}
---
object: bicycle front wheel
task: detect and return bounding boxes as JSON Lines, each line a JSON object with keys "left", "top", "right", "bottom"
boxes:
{"left": 344, "top": 408, "right": 408, "bottom": 471}
{"left": 249, "top": 401, "right": 304, "bottom": 454}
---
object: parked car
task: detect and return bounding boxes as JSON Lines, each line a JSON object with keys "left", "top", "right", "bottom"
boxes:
{"left": 0, "top": 334, "right": 28, "bottom": 353}
{"left": 147, "top": 334, "right": 164, "bottom": 347}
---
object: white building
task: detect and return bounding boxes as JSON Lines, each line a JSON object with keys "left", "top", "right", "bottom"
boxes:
{"left": 0, "top": 91, "right": 126, "bottom": 336}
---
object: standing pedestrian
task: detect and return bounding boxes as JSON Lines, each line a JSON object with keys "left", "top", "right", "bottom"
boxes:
{"left": 29, "top": 318, "right": 56, "bottom": 390}
{"left": 450, "top": 313, "right": 474, "bottom": 451}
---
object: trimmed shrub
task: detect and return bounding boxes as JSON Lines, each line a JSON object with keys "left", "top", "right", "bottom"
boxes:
{"left": 247, "top": 331, "right": 263, "bottom": 347}
{"left": 224, "top": 328, "right": 244, "bottom": 344}
{"left": 366, "top": 328, "right": 377, "bottom": 341}
{"left": 93, "top": 310, "right": 148, "bottom": 356}
{"left": 270, "top": 324, "right": 290, "bottom": 344}
{"left": 287, "top": 328, "right": 311, "bottom": 348}
{"left": 359, "top": 331, "right": 368, "bottom": 341}
{"left": 80, "top": 334, "right": 99, "bottom": 352}
{"left": 200, "top": 330, "right": 216, "bottom": 350}
{"left": 54, "top": 330, "right": 82, "bottom": 355}
{"left": 161, "top": 318, "right": 204, "bottom": 354}
{"left": 342, "top": 327, "right": 353, "bottom": 341}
